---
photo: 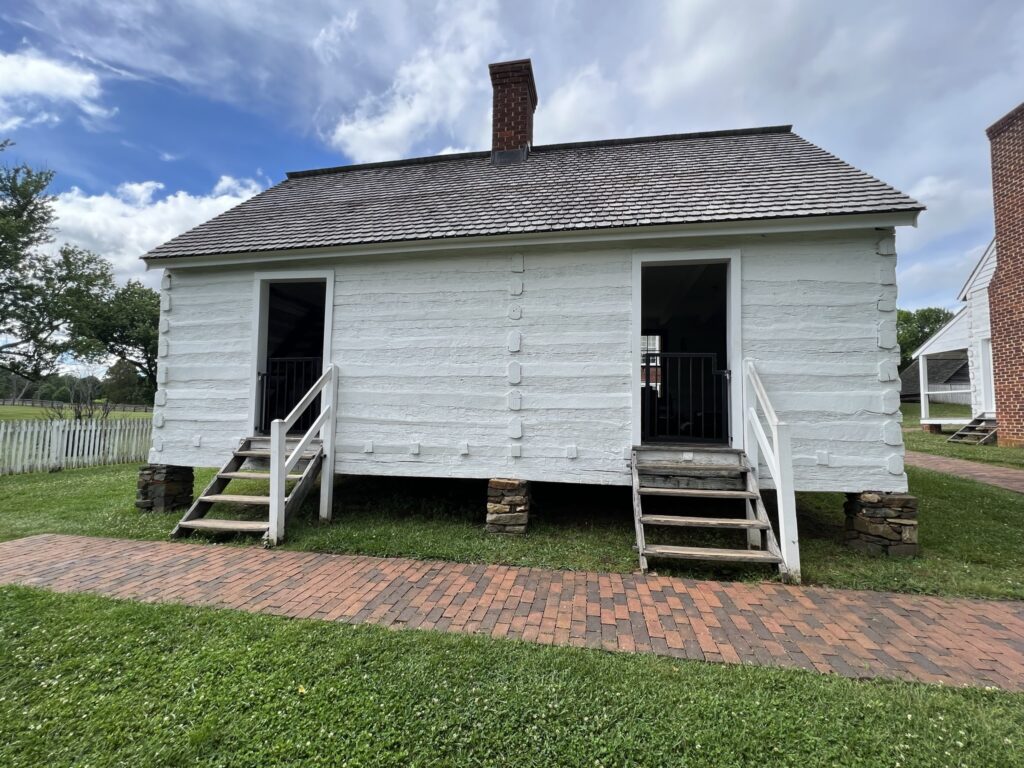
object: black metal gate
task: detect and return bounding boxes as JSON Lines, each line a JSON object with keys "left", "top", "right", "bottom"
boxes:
{"left": 641, "top": 352, "right": 730, "bottom": 443}
{"left": 257, "top": 357, "right": 322, "bottom": 434}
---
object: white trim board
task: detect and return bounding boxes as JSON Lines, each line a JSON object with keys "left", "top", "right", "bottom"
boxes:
{"left": 145, "top": 212, "right": 918, "bottom": 271}
{"left": 248, "top": 269, "right": 336, "bottom": 433}
{"left": 630, "top": 248, "right": 743, "bottom": 448}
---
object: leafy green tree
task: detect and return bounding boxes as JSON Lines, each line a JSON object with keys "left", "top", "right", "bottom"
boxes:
{"left": 897, "top": 307, "right": 955, "bottom": 370}
{"left": 0, "top": 140, "right": 116, "bottom": 379}
{"left": 72, "top": 281, "right": 159, "bottom": 388}
{"left": 101, "top": 359, "right": 155, "bottom": 405}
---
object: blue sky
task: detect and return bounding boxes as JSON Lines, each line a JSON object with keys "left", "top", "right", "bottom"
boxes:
{"left": 1, "top": 0, "right": 1022, "bottom": 309}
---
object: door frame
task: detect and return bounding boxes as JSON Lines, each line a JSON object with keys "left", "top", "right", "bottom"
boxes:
{"left": 248, "top": 269, "right": 335, "bottom": 433}
{"left": 630, "top": 248, "right": 742, "bottom": 448}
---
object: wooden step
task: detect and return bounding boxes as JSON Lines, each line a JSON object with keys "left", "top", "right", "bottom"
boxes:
{"left": 637, "top": 463, "right": 749, "bottom": 476}
{"left": 199, "top": 494, "right": 272, "bottom": 505}
{"left": 176, "top": 519, "right": 270, "bottom": 533}
{"left": 635, "top": 443, "right": 741, "bottom": 452}
{"left": 217, "top": 471, "right": 303, "bottom": 481}
{"left": 634, "top": 445, "right": 743, "bottom": 466}
{"left": 247, "top": 437, "right": 320, "bottom": 448}
{"left": 234, "top": 449, "right": 319, "bottom": 459}
{"left": 642, "top": 544, "right": 781, "bottom": 563}
{"left": 640, "top": 514, "right": 769, "bottom": 529}
{"left": 639, "top": 487, "right": 758, "bottom": 499}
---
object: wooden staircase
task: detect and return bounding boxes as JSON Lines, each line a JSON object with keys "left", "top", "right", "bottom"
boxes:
{"left": 171, "top": 435, "right": 324, "bottom": 542}
{"left": 631, "top": 445, "right": 784, "bottom": 575}
{"left": 947, "top": 416, "right": 998, "bottom": 445}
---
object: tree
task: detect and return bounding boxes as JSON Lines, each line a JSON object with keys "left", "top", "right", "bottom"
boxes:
{"left": 102, "top": 358, "right": 155, "bottom": 405}
{"left": 42, "top": 372, "right": 113, "bottom": 421}
{"left": 0, "top": 140, "right": 116, "bottom": 379}
{"left": 897, "top": 307, "right": 955, "bottom": 370}
{"left": 72, "top": 281, "right": 159, "bottom": 388}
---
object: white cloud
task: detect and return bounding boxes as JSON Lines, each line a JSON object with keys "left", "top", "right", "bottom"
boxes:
{"left": 536, "top": 63, "right": 620, "bottom": 144}
{"left": 328, "top": 0, "right": 502, "bottom": 162}
{"left": 899, "top": 175, "right": 993, "bottom": 254}
{"left": 311, "top": 10, "right": 361, "bottom": 64}
{"left": 0, "top": 48, "right": 114, "bottom": 130}
{"left": 10, "top": 0, "right": 1024, "bottom": 307}
{"left": 49, "top": 176, "right": 262, "bottom": 285}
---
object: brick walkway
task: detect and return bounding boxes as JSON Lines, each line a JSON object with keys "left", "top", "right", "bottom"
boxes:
{"left": 2, "top": 534, "right": 1023, "bottom": 691}
{"left": 906, "top": 450, "right": 1024, "bottom": 494}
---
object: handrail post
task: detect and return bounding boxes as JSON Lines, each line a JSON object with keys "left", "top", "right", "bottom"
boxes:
{"left": 743, "top": 361, "right": 759, "bottom": 479}
{"left": 774, "top": 421, "right": 800, "bottom": 582}
{"left": 318, "top": 364, "right": 336, "bottom": 521}
{"left": 269, "top": 418, "right": 287, "bottom": 544}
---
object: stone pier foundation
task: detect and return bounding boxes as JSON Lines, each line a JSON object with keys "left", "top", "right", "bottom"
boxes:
{"left": 486, "top": 478, "right": 530, "bottom": 534}
{"left": 136, "top": 464, "right": 194, "bottom": 513}
{"left": 843, "top": 491, "right": 919, "bottom": 557}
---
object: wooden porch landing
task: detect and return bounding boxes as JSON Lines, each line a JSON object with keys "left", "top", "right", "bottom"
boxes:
{"left": 2, "top": 534, "right": 1023, "bottom": 691}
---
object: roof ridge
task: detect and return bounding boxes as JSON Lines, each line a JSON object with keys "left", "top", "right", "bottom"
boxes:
{"left": 285, "top": 125, "right": 794, "bottom": 180}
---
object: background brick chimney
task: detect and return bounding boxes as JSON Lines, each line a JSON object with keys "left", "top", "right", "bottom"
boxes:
{"left": 987, "top": 101, "right": 1024, "bottom": 446}
{"left": 489, "top": 59, "right": 538, "bottom": 165}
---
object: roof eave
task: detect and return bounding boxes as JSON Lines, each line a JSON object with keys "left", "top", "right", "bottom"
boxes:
{"left": 143, "top": 209, "right": 922, "bottom": 270}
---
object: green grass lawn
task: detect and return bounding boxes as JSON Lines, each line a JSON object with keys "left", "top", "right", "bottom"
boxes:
{"left": 1, "top": 586, "right": 1020, "bottom": 768}
{"left": 3, "top": 461, "right": 1024, "bottom": 599}
{"left": 0, "top": 404, "right": 151, "bottom": 421}
{"left": 899, "top": 403, "right": 1024, "bottom": 469}
{"left": 900, "top": 401, "right": 971, "bottom": 429}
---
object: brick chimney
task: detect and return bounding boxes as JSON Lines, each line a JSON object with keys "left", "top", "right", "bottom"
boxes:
{"left": 987, "top": 101, "right": 1024, "bottom": 446}
{"left": 489, "top": 59, "right": 538, "bottom": 165}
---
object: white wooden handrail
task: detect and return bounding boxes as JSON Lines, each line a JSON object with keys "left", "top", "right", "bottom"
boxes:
{"left": 281, "top": 366, "right": 333, "bottom": 430}
{"left": 269, "top": 363, "right": 337, "bottom": 544}
{"left": 743, "top": 359, "right": 800, "bottom": 582}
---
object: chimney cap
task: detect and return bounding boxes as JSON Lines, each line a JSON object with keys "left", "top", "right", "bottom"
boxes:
{"left": 488, "top": 58, "right": 538, "bottom": 109}
{"left": 987, "top": 100, "right": 1024, "bottom": 141}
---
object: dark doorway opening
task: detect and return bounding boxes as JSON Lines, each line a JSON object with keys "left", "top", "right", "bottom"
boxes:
{"left": 641, "top": 263, "right": 729, "bottom": 443}
{"left": 258, "top": 281, "right": 327, "bottom": 434}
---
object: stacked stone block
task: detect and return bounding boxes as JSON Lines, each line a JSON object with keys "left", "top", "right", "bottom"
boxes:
{"left": 136, "top": 464, "right": 194, "bottom": 513}
{"left": 486, "top": 478, "right": 530, "bottom": 534}
{"left": 843, "top": 491, "right": 919, "bottom": 557}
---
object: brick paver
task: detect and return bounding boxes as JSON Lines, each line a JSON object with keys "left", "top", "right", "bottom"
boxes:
{"left": 906, "top": 450, "right": 1024, "bottom": 494}
{"left": 2, "top": 534, "right": 1023, "bottom": 690}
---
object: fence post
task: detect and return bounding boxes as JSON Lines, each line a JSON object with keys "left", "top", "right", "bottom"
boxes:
{"left": 48, "top": 421, "right": 64, "bottom": 471}
{"left": 0, "top": 418, "right": 152, "bottom": 476}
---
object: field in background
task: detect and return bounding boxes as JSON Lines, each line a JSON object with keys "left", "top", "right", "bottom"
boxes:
{"left": 0, "top": 405, "right": 151, "bottom": 421}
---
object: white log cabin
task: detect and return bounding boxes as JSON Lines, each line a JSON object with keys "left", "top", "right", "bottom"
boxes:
{"left": 912, "top": 239, "right": 998, "bottom": 444}
{"left": 141, "top": 59, "right": 924, "bottom": 582}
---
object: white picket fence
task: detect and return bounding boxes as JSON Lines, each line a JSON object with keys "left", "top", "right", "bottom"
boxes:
{"left": 0, "top": 418, "right": 152, "bottom": 475}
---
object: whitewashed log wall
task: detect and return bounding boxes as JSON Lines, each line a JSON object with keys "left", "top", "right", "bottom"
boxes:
{"left": 151, "top": 227, "right": 907, "bottom": 492}
{"left": 330, "top": 249, "right": 632, "bottom": 483}
{"left": 741, "top": 231, "right": 904, "bottom": 492}
{"left": 965, "top": 245, "right": 996, "bottom": 416}
{"left": 0, "top": 418, "right": 151, "bottom": 475}
{"left": 149, "top": 269, "right": 255, "bottom": 465}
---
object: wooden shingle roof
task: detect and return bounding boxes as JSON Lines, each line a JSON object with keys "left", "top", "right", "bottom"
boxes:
{"left": 144, "top": 125, "right": 923, "bottom": 260}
